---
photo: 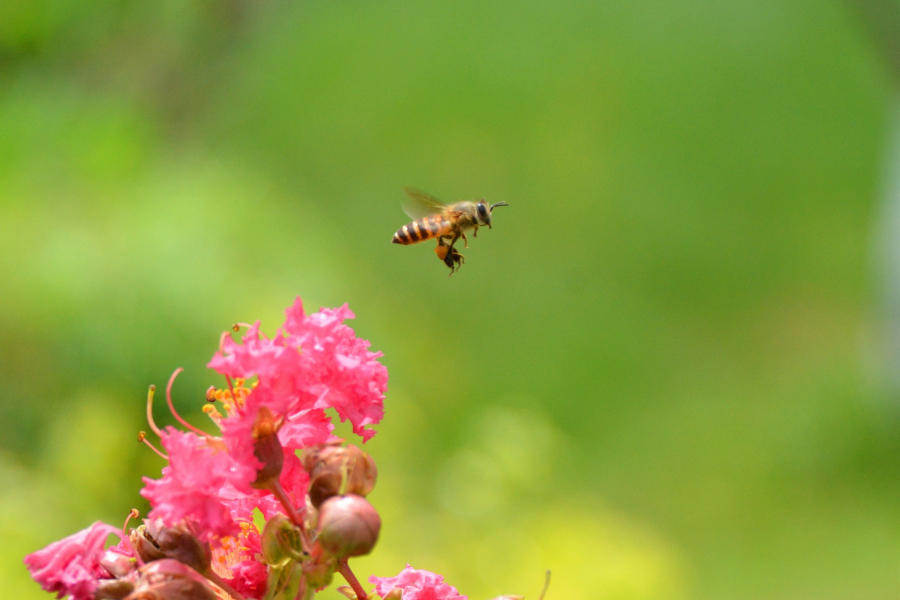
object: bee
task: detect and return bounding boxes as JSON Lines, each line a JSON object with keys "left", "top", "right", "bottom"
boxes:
{"left": 392, "top": 187, "right": 508, "bottom": 274}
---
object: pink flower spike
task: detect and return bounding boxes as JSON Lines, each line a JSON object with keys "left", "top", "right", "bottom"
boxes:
{"left": 24, "top": 522, "right": 123, "bottom": 600}
{"left": 369, "top": 565, "right": 468, "bottom": 600}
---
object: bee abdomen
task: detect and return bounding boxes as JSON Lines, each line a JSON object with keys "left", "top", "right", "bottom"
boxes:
{"left": 392, "top": 217, "right": 447, "bottom": 245}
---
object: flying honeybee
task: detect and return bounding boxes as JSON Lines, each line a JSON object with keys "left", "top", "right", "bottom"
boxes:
{"left": 392, "top": 187, "right": 508, "bottom": 274}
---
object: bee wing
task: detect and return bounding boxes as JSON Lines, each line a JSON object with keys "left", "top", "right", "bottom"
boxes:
{"left": 402, "top": 187, "right": 448, "bottom": 220}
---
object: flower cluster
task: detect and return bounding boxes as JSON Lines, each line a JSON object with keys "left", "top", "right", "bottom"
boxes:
{"left": 24, "top": 298, "right": 535, "bottom": 600}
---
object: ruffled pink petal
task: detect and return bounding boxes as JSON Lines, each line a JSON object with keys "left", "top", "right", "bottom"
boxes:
{"left": 228, "top": 556, "right": 268, "bottom": 599}
{"left": 24, "top": 522, "right": 122, "bottom": 600}
{"left": 369, "top": 565, "right": 467, "bottom": 600}
{"left": 207, "top": 297, "right": 387, "bottom": 451}
{"left": 141, "top": 428, "right": 257, "bottom": 539}
{"left": 278, "top": 407, "right": 335, "bottom": 451}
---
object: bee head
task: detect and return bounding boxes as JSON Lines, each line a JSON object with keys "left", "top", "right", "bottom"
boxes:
{"left": 476, "top": 199, "right": 509, "bottom": 228}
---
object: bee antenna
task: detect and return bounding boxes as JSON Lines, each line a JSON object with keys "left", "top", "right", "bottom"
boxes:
{"left": 490, "top": 202, "right": 509, "bottom": 210}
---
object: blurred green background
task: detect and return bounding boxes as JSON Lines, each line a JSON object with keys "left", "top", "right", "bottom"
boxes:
{"left": 1, "top": 1, "right": 897, "bottom": 599}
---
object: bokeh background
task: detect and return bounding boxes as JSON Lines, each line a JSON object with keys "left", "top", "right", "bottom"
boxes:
{"left": 1, "top": 1, "right": 898, "bottom": 598}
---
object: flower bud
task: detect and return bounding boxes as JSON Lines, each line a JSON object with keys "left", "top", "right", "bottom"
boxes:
{"left": 252, "top": 407, "right": 285, "bottom": 489}
{"left": 315, "top": 494, "right": 381, "bottom": 558}
{"left": 336, "top": 585, "right": 367, "bottom": 600}
{"left": 128, "top": 559, "right": 217, "bottom": 600}
{"left": 100, "top": 548, "right": 137, "bottom": 580}
{"left": 261, "top": 514, "right": 305, "bottom": 568}
{"left": 95, "top": 578, "right": 135, "bottom": 600}
{"left": 382, "top": 589, "right": 403, "bottom": 600}
{"left": 130, "top": 524, "right": 166, "bottom": 564}
{"left": 132, "top": 521, "right": 210, "bottom": 576}
{"left": 153, "top": 524, "right": 211, "bottom": 575}
{"left": 304, "top": 443, "right": 377, "bottom": 508}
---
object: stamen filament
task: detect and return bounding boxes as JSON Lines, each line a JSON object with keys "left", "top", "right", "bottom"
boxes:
{"left": 219, "top": 330, "right": 230, "bottom": 354}
{"left": 225, "top": 376, "right": 238, "bottom": 409}
{"left": 165, "top": 368, "right": 213, "bottom": 438}
{"left": 337, "top": 559, "right": 368, "bottom": 600}
{"left": 145, "top": 385, "right": 163, "bottom": 438}
{"left": 123, "top": 508, "right": 139, "bottom": 531}
{"left": 217, "top": 327, "right": 243, "bottom": 408}
{"left": 138, "top": 431, "right": 169, "bottom": 460}
{"left": 538, "top": 571, "right": 551, "bottom": 600}
{"left": 121, "top": 509, "right": 144, "bottom": 567}
{"left": 206, "top": 569, "right": 246, "bottom": 600}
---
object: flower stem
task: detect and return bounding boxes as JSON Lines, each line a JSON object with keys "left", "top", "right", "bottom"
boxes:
{"left": 337, "top": 559, "right": 368, "bottom": 600}
{"left": 270, "top": 479, "right": 313, "bottom": 553}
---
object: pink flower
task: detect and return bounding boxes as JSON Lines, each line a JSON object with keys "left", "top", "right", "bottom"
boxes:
{"left": 219, "top": 387, "right": 334, "bottom": 465}
{"left": 213, "top": 485, "right": 270, "bottom": 599}
{"left": 210, "top": 449, "right": 309, "bottom": 599}
{"left": 229, "top": 553, "right": 268, "bottom": 599}
{"left": 208, "top": 297, "right": 387, "bottom": 446}
{"left": 210, "top": 522, "right": 268, "bottom": 600}
{"left": 24, "top": 521, "right": 123, "bottom": 600}
{"left": 141, "top": 427, "right": 258, "bottom": 539}
{"left": 218, "top": 446, "right": 310, "bottom": 522}
{"left": 277, "top": 405, "right": 336, "bottom": 450}
{"left": 369, "top": 565, "right": 468, "bottom": 600}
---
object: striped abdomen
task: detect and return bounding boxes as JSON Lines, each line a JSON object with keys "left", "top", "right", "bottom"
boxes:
{"left": 392, "top": 215, "right": 452, "bottom": 245}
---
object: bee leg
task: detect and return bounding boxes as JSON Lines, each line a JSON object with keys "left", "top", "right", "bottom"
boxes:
{"left": 447, "top": 247, "right": 464, "bottom": 276}
{"left": 461, "top": 232, "right": 469, "bottom": 248}
{"left": 443, "top": 249, "right": 456, "bottom": 270}
{"left": 443, "top": 233, "right": 462, "bottom": 272}
{"left": 454, "top": 248, "right": 465, "bottom": 267}
{"left": 472, "top": 225, "right": 478, "bottom": 238}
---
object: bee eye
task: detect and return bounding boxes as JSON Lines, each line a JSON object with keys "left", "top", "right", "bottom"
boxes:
{"left": 477, "top": 203, "right": 488, "bottom": 220}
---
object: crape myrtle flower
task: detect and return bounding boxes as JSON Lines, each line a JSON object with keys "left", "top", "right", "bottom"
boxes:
{"left": 139, "top": 297, "right": 387, "bottom": 543}
{"left": 141, "top": 426, "right": 257, "bottom": 540}
{"left": 209, "top": 517, "right": 268, "bottom": 600}
{"left": 208, "top": 297, "right": 388, "bottom": 445}
{"left": 25, "top": 298, "right": 538, "bottom": 600}
{"left": 24, "top": 521, "right": 131, "bottom": 600}
{"left": 207, "top": 450, "right": 309, "bottom": 600}
{"left": 369, "top": 565, "right": 468, "bottom": 600}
